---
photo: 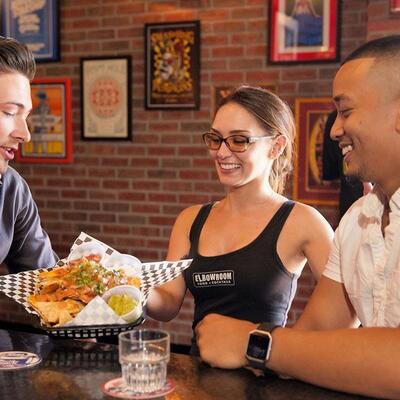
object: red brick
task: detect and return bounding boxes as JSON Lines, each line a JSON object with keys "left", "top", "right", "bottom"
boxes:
{"left": 61, "top": 190, "right": 87, "bottom": 199}
{"left": 119, "top": 191, "right": 146, "bottom": 201}
{"left": 87, "top": 29, "right": 115, "bottom": 39}
{"left": 213, "top": 21, "right": 246, "bottom": 33}
{"left": 212, "top": 46, "right": 244, "bottom": 58}
{"left": 229, "top": 58, "right": 263, "bottom": 70}
{"left": 103, "top": 225, "right": 130, "bottom": 235}
{"left": 231, "top": 7, "right": 265, "bottom": 19}
{"left": 198, "top": 9, "right": 229, "bottom": 20}
{"left": 180, "top": 170, "right": 209, "bottom": 180}
{"left": 117, "top": 3, "right": 145, "bottom": 13}
{"left": 62, "top": 212, "right": 88, "bottom": 221}
{"left": 102, "top": 180, "right": 130, "bottom": 189}
{"left": 211, "top": 71, "right": 244, "bottom": 82}
{"left": 89, "top": 213, "right": 116, "bottom": 223}
{"left": 131, "top": 203, "right": 161, "bottom": 213}
{"left": 148, "top": 193, "right": 177, "bottom": 203}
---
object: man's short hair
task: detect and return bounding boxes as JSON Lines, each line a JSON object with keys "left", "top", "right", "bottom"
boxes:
{"left": 0, "top": 36, "right": 36, "bottom": 80}
{"left": 343, "top": 34, "right": 400, "bottom": 65}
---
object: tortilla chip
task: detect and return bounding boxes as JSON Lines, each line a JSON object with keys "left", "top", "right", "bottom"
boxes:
{"left": 29, "top": 299, "right": 84, "bottom": 327}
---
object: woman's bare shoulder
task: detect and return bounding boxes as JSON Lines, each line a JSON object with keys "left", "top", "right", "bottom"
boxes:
{"left": 289, "top": 201, "right": 333, "bottom": 234}
{"left": 174, "top": 204, "right": 206, "bottom": 229}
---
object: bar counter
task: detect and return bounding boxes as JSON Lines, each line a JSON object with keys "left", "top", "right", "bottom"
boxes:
{"left": 0, "top": 328, "right": 374, "bottom": 400}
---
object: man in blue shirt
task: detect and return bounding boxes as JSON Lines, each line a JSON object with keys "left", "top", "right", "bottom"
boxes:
{"left": 0, "top": 36, "right": 57, "bottom": 272}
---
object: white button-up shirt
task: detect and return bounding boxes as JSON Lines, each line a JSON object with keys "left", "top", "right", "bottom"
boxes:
{"left": 323, "top": 186, "right": 400, "bottom": 327}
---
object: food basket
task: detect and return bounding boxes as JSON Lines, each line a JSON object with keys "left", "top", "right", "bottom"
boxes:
{"left": 0, "top": 232, "right": 192, "bottom": 339}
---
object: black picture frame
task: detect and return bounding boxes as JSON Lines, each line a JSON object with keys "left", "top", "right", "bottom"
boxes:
{"left": 81, "top": 56, "right": 132, "bottom": 141}
{"left": 1, "top": 0, "right": 60, "bottom": 62}
{"left": 144, "top": 20, "right": 201, "bottom": 110}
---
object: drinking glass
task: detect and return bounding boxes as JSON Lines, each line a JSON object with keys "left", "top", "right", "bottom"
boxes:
{"left": 118, "top": 329, "right": 170, "bottom": 393}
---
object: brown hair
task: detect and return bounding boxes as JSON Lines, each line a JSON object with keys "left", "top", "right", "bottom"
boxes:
{"left": 215, "top": 85, "right": 295, "bottom": 194}
{"left": 0, "top": 36, "right": 36, "bottom": 80}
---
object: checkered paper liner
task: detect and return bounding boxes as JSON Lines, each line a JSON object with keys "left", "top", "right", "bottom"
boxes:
{"left": 0, "top": 232, "right": 192, "bottom": 337}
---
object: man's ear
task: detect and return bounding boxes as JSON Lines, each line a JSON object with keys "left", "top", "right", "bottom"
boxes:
{"left": 270, "top": 135, "right": 287, "bottom": 159}
{"left": 395, "top": 103, "right": 400, "bottom": 134}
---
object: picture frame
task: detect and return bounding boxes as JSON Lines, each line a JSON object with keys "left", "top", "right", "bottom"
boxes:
{"left": 390, "top": 0, "right": 400, "bottom": 13}
{"left": 212, "top": 84, "right": 277, "bottom": 113}
{"left": 269, "top": 0, "right": 340, "bottom": 64}
{"left": 293, "top": 98, "right": 339, "bottom": 206}
{"left": 1, "top": 0, "right": 59, "bottom": 62}
{"left": 16, "top": 78, "right": 72, "bottom": 164}
{"left": 145, "top": 20, "right": 201, "bottom": 110}
{"left": 81, "top": 56, "right": 132, "bottom": 141}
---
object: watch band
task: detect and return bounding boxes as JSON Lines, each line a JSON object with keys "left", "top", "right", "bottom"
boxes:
{"left": 246, "top": 322, "right": 280, "bottom": 375}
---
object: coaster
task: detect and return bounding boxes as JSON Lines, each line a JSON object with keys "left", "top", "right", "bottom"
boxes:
{"left": 101, "top": 377, "right": 175, "bottom": 399}
{"left": 0, "top": 351, "right": 42, "bottom": 370}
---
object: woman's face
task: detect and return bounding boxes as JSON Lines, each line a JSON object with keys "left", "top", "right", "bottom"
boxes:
{"left": 209, "top": 102, "right": 275, "bottom": 189}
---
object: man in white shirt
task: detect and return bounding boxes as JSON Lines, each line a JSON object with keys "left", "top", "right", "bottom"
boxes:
{"left": 195, "top": 35, "right": 400, "bottom": 399}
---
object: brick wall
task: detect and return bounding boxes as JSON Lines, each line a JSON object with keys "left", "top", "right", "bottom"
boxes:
{"left": 2, "top": 0, "right": 396, "bottom": 346}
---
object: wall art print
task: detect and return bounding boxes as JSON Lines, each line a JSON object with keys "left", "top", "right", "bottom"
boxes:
{"left": 293, "top": 98, "right": 339, "bottom": 205}
{"left": 16, "top": 78, "right": 72, "bottom": 164}
{"left": 269, "top": 0, "right": 340, "bottom": 63}
{"left": 81, "top": 56, "right": 132, "bottom": 140}
{"left": 145, "top": 20, "right": 200, "bottom": 110}
{"left": 1, "top": 0, "right": 59, "bottom": 62}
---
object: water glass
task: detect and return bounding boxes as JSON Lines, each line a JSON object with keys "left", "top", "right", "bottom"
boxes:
{"left": 118, "top": 329, "right": 170, "bottom": 393}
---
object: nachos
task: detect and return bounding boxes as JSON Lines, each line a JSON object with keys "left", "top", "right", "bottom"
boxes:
{"left": 28, "top": 256, "right": 141, "bottom": 327}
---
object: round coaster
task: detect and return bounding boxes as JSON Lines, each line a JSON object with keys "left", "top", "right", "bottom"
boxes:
{"left": 0, "top": 351, "right": 42, "bottom": 370}
{"left": 101, "top": 377, "right": 176, "bottom": 399}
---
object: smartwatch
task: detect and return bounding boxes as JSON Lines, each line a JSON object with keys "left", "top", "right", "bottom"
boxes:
{"left": 245, "top": 322, "right": 280, "bottom": 373}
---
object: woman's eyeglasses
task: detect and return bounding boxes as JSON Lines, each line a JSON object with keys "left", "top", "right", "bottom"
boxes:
{"left": 202, "top": 132, "right": 275, "bottom": 153}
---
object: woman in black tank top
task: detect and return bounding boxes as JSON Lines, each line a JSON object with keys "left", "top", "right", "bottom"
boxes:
{"left": 145, "top": 86, "right": 334, "bottom": 357}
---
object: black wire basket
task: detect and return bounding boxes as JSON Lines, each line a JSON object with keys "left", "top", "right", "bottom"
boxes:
{"left": 44, "top": 316, "right": 144, "bottom": 339}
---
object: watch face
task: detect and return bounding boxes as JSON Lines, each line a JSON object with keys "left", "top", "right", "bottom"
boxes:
{"left": 247, "top": 332, "right": 271, "bottom": 360}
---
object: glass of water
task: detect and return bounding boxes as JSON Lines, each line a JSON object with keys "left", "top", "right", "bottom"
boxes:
{"left": 118, "top": 329, "right": 170, "bottom": 393}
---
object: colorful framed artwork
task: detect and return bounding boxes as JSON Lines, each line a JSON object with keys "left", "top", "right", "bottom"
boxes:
{"left": 1, "top": 0, "right": 59, "bottom": 62}
{"left": 81, "top": 56, "right": 132, "bottom": 140}
{"left": 16, "top": 78, "right": 72, "bottom": 164}
{"left": 390, "top": 0, "right": 400, "bottom": 13}
{"left": 269, "top": 0, "right": 340, "bottom": 64}
{"left": 212, "top": 85, "right": 277, "bottom": 113}
{"left": 293, "top": 98, "right": 339, "bottom": 205}
{"left": 145, "top": 20, "right": 201, "bottom": 110}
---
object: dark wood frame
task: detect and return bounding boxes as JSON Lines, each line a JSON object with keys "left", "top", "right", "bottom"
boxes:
{"left": 144, "top": 20, "right": 201, "bottom": 110}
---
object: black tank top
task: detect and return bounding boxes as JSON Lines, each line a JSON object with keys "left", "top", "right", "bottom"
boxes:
{"left": 184, "top": 200, "right": 299, "bottom": 332}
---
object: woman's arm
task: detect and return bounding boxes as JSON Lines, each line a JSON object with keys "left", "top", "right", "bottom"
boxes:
{"left": 296, "top": 204, "right": 334, "bottom": 280}
{"left": 145, "top": 205, "right": 201, "bottom": 321}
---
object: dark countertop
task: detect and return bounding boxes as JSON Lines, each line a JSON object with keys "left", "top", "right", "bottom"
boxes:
{"left": 0, "top": 328, "right": 374, "bottom": 400}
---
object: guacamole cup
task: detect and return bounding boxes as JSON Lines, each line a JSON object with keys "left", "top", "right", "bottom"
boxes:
{"left": 102, "top": 285, "right": 143, "bottom": 323}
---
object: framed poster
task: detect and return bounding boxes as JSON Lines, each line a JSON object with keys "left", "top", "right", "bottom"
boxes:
{"left": 145, "top": 20, "right": 200, "bottom": 110}
{"left": 390, "top": 0, "right": 400, "bottom": 13}
{"left": 1, "top": 0, "right": 59, "bottom": 62}
{"left": 16, "top": 78, "right": 72, "bottom": 164}
{"left": 212, "top": 84, "right": 277, "bottom": 113}
{"left": 293, "top": 98, "right": 339, "bottom": 205}
{"left": 81, "top": 56, "right": 132, "bottom": 140}
{"left": 269, "top": 0, "right": 340, "bottom": 63}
